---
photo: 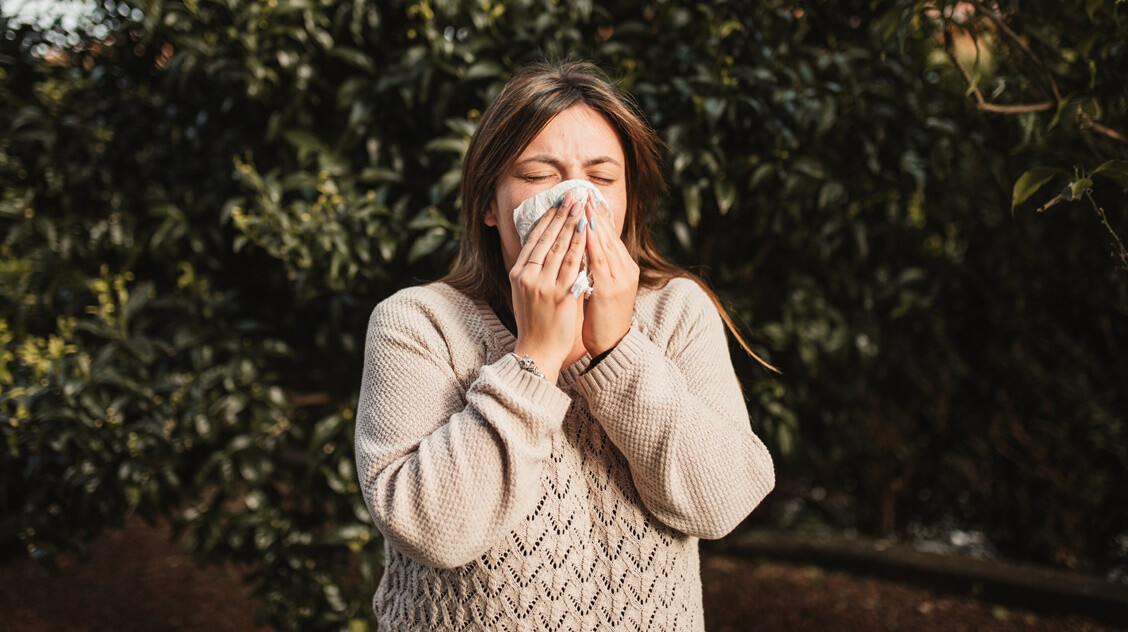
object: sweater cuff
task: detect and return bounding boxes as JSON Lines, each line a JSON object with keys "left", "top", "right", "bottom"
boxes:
{"left": 576, "top": 327, "right": 651, "bottom": 395}
{"left": 494, "top": 353, "right": 573, "bottom": 417}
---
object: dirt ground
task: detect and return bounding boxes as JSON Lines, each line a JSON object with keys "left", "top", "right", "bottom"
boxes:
{"left": 0, "top": 519, "right": 1121, "bottom": 631}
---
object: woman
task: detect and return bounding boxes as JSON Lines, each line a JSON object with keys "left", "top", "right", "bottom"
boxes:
{"left": 355, "top": 60, "right": 775, "bottom": 630}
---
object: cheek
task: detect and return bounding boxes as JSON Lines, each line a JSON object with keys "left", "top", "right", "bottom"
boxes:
{"left": 490, "top": 190, "right": 524, "bottom": 268}
{"left": 606, "top": 189, "right": 628, "bottom": 236}
{"left": 493, "top": 183, "right": 534, "bottom": 230}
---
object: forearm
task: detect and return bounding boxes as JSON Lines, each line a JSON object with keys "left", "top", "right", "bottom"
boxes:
{"left": 578, "top": 328, "right": 775, "bottom": 539}
{"left": 357, "top": 356, "right": 571, "bottom": 568}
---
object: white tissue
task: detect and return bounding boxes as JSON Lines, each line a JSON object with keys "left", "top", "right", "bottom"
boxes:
{"left": 512, "top": 180, "right": 607, "bottom": 298}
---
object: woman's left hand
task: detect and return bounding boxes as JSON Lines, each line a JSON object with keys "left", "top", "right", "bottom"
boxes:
{"left": 582, "top": 198, "right": 639, "bottom": 357}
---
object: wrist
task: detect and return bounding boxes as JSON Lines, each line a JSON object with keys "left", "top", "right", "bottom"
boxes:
{"left": 513, "top": 342, "right": 564, "bottom": 367}
{"left": 511, "top": 344, "right": 564, "bottom": 383}
{"left": 587, "top": 328, "right": 629, "bottom": 358}
{"left": 510, "top": 352, "right": 546, "bottom": 379}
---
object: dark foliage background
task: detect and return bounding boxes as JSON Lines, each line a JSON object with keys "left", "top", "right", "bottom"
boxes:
{"left": 2, "top": 0, "right": 1125, "bottom": 629}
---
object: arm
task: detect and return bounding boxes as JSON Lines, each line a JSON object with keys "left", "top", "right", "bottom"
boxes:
{"left": 576, "top": 284, "right": 775, "bottom": 539}
{"left": 354, "top": 294, "right": 572, "bottom": 568}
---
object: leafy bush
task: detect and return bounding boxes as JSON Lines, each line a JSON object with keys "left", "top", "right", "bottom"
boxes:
{"left": 2, "top": 0, "right": 1125, "bottom": 629}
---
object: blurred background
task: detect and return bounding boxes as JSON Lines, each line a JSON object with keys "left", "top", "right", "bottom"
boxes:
{"left": 1, "top": 0, "right": 1125, "bottom": 630}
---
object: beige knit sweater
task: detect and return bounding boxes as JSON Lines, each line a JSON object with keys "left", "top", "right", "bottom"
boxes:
{"left": 355, "top": 277, "right": 774, "bottom": 631}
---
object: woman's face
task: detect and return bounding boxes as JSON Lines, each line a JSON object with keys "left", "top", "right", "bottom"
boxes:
{"left": 485, "top": 104, "right": 628, "bottom": 273}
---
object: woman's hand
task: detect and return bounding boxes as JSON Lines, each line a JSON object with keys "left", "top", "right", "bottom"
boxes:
{"left": 582, "top": 198, "right": 639, "bottom": 357}
{"left": 510, "top": 193, "right": 589, "bottom": 383}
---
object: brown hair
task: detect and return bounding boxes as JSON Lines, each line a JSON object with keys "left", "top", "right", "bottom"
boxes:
{"left": 442, "top": 60, "right": 776, "bottom": 371}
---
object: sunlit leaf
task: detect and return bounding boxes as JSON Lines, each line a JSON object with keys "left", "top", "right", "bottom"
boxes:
{"left": 1011, "top": 167, "right": 1067, "bottom": 211}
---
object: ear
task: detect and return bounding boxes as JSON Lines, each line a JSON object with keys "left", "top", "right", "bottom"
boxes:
{"left": 484, "top": 200, "right": 498, "bottom": 227}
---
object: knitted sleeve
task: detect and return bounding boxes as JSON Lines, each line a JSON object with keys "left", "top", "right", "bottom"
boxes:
{"left": 576, "top": 280, "right": 775, "bottom": 539}
{"left": 354, "top": 290, "right": 573, "bottom": 568}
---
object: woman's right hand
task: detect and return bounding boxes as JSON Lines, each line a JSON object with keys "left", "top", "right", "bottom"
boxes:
{"left": 509, "top": 192, "right": 589, "bottom": 383}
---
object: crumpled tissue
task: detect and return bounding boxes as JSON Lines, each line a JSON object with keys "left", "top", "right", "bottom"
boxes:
{"left": 512, "top": 179, "right": 608, "bottom": 298}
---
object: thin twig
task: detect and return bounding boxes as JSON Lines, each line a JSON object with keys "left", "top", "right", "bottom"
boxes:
{"left": 1080, "top": 113, "right": 1128, "bottom": 146}
{"left": 1085, "top": 190, "right": 1128, "bottom": 271}
{"left": 978, "top": 101, "right": 1053, "bottom": 113}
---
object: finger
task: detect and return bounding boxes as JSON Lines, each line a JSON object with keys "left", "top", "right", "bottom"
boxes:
{"left": 595, "top": 200, "right": 616, "bottom": 236}
{"left": 585, "top": 200, "right": 613, "bottom": 281}
{"left": 522, "top": 193, "right": 575, "bottom": 269}
{"left": 555, "top": 206, "right": 588, "bottom": 288}
{"left": 514, "top": 199, "right": 565, "bottom": 268}
{"left": 603, "top": 212, "right": 632, "bottom": 267}
{"left": 596, "top": 200, "right": 633, "bottom": 269}
{"left": 542, "top": 192, "right": 587, "bottom": 275}
{"left": 513, "top": 206, "right": 554, "bottom": 268}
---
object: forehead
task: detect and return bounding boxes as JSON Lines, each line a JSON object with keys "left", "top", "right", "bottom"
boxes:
{"left": 518, "top": 105, "right": 625, "bottom": 161}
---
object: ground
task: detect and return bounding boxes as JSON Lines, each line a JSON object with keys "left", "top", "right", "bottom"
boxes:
{"left": 0, "top": 519, "right": 1120, "bottom": 631}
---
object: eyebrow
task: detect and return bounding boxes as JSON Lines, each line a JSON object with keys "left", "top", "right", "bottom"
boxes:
{"left": 516, "top": 154, "right": 623, "bottom": 169}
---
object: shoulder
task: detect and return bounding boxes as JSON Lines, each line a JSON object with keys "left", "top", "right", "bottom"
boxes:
{"left": 366, "top": 282, "right": 482, "bottom": 353}
{"left": 369, "top": 282, "right": 474, "bottom": 328}
{"left": 634, "top": 276, "right": 723, "bottom": 343}
{"left": 364, "top": 283, "right": 493, "bottom": 382}
{"left": 636, "top": 276, "right": 718, "bottom": 324}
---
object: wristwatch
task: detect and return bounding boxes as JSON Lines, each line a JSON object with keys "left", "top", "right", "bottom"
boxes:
{"left": 511, "top": 353, "right": 545, "bottom": 379}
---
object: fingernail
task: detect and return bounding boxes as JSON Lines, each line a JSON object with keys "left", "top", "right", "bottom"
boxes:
{"left": 589, "top": 216, "right": 597, "bottom": 231}
{"left": 576, "top": 217, "right": 587, "bottom": 233}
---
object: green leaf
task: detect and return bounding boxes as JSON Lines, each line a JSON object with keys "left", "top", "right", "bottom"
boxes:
{"left": 407, "top": 227, "right": 448, "bottom": 263}
{"left": 407, "top": 206, "right": 453, "bottom": 230}
{"left": 1068, "top": 177, "right": 1093, "bottom": 200}
{"left": 463, "top": 61, "right": 503, "bottom": 81}
{"left": 1047, "top": 96, "right": 1072, "bottom": 131}
{"left": 1011, "top": 167, "right": 1067, "bottom": 211}
{"left": 329, "top": 47, "right": 374, "bottom": 73}
{"left": 1092, "top": 160, "right": 1128, "bottom": 189}
{"left": 425, "top": 137, "right": 468, "bottom": 155}
{"left": 714, "top": 180, "right": 736, "bottom": 215}
{"left": 749, "top": 164, "right": 775, "bottom": 190}
{"left": 683, "top": 185, "right": 702, "bottom": 227}
{"left": 282, "top": 129, "right": 325, "bottom": 159}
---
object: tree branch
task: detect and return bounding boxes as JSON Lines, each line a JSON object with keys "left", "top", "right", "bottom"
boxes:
{"left": 1080, "top": 113, "right": 1128, "bottom": 146}
{"left": 1085, "top": 191, "right": 1128, "bottom": 272}
{"left": 943, "top": 26, "right": 1053, "bottom": 115}
{"left": 978, "top": 101, "right": 1053, "bottom": 114}
{"left": 968, "top": 0, "right": 1062, "bottom": 103}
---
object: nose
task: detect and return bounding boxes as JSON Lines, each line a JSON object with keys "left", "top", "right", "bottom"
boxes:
{"left": 560, "top": 161, "right": 586, "bottom": 182}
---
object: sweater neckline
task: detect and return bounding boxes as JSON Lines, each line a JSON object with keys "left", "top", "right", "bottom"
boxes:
{"left": 456, "top": 286, "right": 593, "bottom": 386}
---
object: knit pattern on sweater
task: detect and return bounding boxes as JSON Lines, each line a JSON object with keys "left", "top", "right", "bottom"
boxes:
{"left": 355, "top": 278, "right": 775, "bottom": 631}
